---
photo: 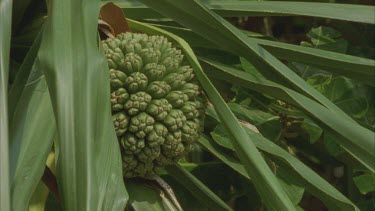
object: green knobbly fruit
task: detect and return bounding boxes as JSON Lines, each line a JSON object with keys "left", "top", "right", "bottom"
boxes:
{"left": 102, "top": 32, "right": 206, "bottom": 178}
{"left": 128, "top": 112, "right": 155, "bottom": 138}
{"left": 121, "top": 134, "right": 145, "bottom": 155}
{"left": 181, "top": 83, "right": 200, "bottom": 99}
{"left": 142, "top": 63, "right": 166, "bottom": 81}
{"left": 146, "top": 99, "right": 172, "bottom": 121}
{"left": 109, "top": 69, "right": 127, "bottom": 91}
{"left": 163, "top": 109, "right": 187, "bottom": 131}
{"left": 124, "top": 91, "right": 152, "bottom": 116}
{"left": 181, "top": 102, "right": 199, "bottom": 119}
{"left": 165, "top": 91, "right": 189, "bottom": 108}
{"left": 124, "top": 72, "right": 148, "bottom": 93}
{"left": 113, "top": 112, "right": 130, "bottom": 136}
{"left": 111, "top": 88, "right": 129, "bottom": 112}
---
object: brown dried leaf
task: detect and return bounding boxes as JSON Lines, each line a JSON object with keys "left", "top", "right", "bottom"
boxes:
{"left": 99, "top": 2, "right": 130, "bottom": 37}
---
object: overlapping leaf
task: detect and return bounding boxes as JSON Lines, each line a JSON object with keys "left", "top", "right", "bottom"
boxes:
{"left": 0, "top": 0, "right": 13, "bottom": 210}
{"left": 128, "top": 18, "right": 296, "bottom": 211}
{"left": 201, "top": 58, "right": 375, "bottom": 171}
{"left": 112, "top": 0, "right": 375, "bottom": 24}
{"left": 37, "top": 0, "right": 128, "bottom": 210}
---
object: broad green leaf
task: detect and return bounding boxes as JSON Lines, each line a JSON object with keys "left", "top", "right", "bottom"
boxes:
{"left": 166, "top": 165, "right": 232, "bottom": 211}
{"left": 128, "top": 18, "right": 296, "bottom": 211}
{"left": 0, "top": 0, "right": 12, "bottom": 210}
{"left": 113, "top": 1, "right": 375, "bottom": 24}
{"left": 38, "top": 0, "right": 128, "bottom": 210}
{"left": 126, "top": 180, "right": 177, "bottom": 211}
{"left": 201, "top": 58, "right": 375, "bottom": 171}
{"left": 353, "top": 174, "right": 375, "bottom": 194}
{"left": 276, "top": 170, "right": 304, "bottom": 205}
{"left": 324, "top": 131, "right": 344, "bottom": 157}
{"left": 300, "top": 118, "right": 323, "bottom": 144}
{"left": 305, "top": 27, "right": 348, "bottom": 54}
{"left": 148, "top": 24, "right": 375, "bottom": 86}
{"left": 307, "top": 75, "right": 369, "bottom": 119}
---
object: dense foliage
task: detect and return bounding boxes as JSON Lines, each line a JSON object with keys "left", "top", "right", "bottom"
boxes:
{"left": 1, "top": 0, "right": 374, "bottom": 211}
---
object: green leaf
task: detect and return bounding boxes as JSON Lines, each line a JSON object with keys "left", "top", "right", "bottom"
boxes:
{"left": 166, "top": 165, "right": 232, "bottom": 211}
{"left": 324, "top": 131, "right": 344, "bottom": 157}
{"left": 113, "top": 1, "right": 375, "bottom": 24}
{"left": 37, "top": 0, "right": 128, "bottom": 210}
{"left": 149, "top": 24, "right": 375, "bottom": 86}
{"left": 7, "top": 32, "right": 55, "bottom": 211}
{"left": 305, "top": 27, "right": 348, "bottom": 53}
{"left": 129, "top": 18, "right": 296, "bottom": 211}
{"left": 307, "top": 75, "right": 369, "bottom": 119}
{"left": 0, "top": 0, "right": 13, "bottom": 210}
{"left": 206, "top": 1, "right": 375, "bottom": 24}
{"left": 239, "top": 57, "right": 265, "bottom": 79}
{"left": 205, "top": 120, "right": 358, "bottom": 210}
{"left": 276, "top": 171, "right": 304, "bottom": 205}
{"left": 127, "top": 180, "right": 177, "bottom": 211}
{"left": 228, "top": 103, "right": 281, "bottom": 142}
{"left": 8, "top": 31, "right": 42, "bottom": 122}
{"left": 133, "top": 0, "right": 368, "bottom": 124}
{"left": 9, "top": 60, "right": 56, "bottom": 211}
{"left": 300, "top": 118, "right": 323, "bottom": 144}
{"left": 353, "top": 174, "right": 375, "bottom": 194}
{"left": 201, "top": 58, "right": 375, "bottom": 171}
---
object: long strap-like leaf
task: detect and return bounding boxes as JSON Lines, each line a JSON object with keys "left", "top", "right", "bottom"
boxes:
{"left": 151, "top": 24, "right": 375, "bottom": 86}
{"left": 112, "top": 1, "right": 375, "bottom": 24}
{"left": 129, "top": 18, "right": 297, "bottom": 211}
{"left": 38, "top": 0, "right": 128, "bottom": 210}
{"left": 0, "top": 0, "right": 13, "bottom": 210}
{"left": 200, "top": 58, "right": 375, "bottom": 172}
{"left": 137, "top": 0, "right": 359, "bottom": 124}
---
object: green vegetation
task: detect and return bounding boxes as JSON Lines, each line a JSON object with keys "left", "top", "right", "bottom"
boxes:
{"left": 1, "top": 0, "right": 374, "bottom": 210}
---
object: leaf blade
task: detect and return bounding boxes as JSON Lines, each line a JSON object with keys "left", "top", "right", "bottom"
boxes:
{"left": 37, "top": 0, "right": 128, "bottom": 210}
{"left": 0, "top": 0, "right": 13, "bottom": 210}
{"left": 129, "top": 18, "right": 296, "bottom": 211}
{"left": 201, "top": 58, "right": 375, "bottom": 171}
{"left": 113, "top": 1, "right": 375, "bottom": 24}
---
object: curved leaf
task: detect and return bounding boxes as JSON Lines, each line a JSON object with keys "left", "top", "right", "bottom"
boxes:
{"left": 127, "top": 180, "right": 177, "bottom": 211}
{"left": 113, "top": 1, "right": 375, "bottom": 24}
{"left": 9, "top": 60, "right": 56, "bottom": 211}
{"left": 201, "top": 58, "right": 375, "bottom": 172}
{"left": 128, "top": 18, "right": 296, "bottom": 211}
{"left": 200, "top": 125, "right": 358, "bottom": 210}
{"left": 38, "top": 0, "right": 128, "bottom": 210}
{"left": 147, "top": 24, "right": 375, "bottom": 86}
